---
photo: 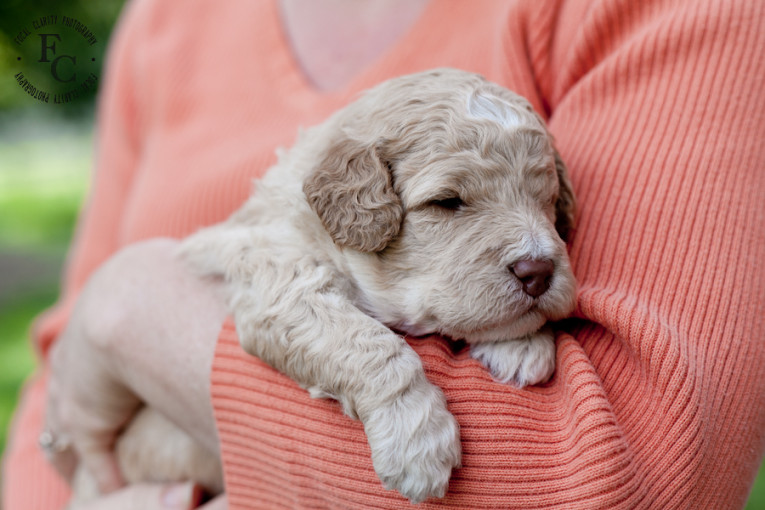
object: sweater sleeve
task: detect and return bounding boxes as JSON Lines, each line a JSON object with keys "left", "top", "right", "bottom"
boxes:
{"left": 539, "top": 0, "right": 765, "bottom": 506}
{"left": 210, "top": 1, "right": 765, "bottom": 509}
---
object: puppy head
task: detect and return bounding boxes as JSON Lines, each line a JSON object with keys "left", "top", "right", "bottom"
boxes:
{"left": 304, "top": 69, "right": 577, "bottom": 343}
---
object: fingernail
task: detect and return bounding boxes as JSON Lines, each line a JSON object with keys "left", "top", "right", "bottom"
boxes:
{"left": 162, "top": 481, "right": 200, "bottom": 509}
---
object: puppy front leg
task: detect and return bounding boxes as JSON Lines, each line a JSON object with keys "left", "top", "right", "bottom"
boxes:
{"left": 470, "top": 326, "right": 557, "bottom": 387}
{"left": 229, "top": 255, "right": 461, "bottom": 504}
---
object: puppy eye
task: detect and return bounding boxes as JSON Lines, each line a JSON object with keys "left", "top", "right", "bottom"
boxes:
{"left": 428, "top": 196, "right": 465, "bottom": 211}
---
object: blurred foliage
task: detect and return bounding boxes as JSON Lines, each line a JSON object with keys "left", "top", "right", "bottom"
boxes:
{"left": 751, "top": 474, "right": 765, "bottom": 510}
{"left": 0, "top": 0, "right": 124, "bottom": 116}
{"left": 0, "top": 119, "right": 92, "bottom": 248}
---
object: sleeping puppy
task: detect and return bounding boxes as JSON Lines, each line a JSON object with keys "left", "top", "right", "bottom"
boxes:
{"left": 73, "top": 68, "right": 577, "bottom": 504}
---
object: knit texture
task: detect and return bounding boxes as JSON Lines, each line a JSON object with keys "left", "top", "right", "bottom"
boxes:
{"left": 3, "top": 0, "right": 764, "bottom": 508}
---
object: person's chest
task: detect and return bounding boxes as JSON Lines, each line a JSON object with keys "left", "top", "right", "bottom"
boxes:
{"left": 116, "top": 0, "right": 532, "bottom": 245}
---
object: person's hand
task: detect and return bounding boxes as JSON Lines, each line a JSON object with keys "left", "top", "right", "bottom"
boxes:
{"left": 69, "top": 481, "right": 227, "bottom": 510}
{"left": 43, "top": 238, "right": 228, "bottom": 493}
{"left": 44, "top": 246, "right": 147, "bottom": 491}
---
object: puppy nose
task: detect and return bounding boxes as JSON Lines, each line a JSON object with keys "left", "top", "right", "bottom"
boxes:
{"left": 510, "top": 259, "right": 554, "bottom": 298}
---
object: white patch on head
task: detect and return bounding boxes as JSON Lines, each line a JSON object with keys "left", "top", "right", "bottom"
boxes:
{"left": 466, "top": 91, "right": 524, "bottom": 129}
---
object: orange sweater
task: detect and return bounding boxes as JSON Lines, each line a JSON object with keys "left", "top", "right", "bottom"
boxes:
{"left": 4, "top": 0, "right": 765, "bottom": 508}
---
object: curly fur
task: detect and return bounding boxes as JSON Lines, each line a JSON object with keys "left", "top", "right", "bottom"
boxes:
{"left": 304, "top": 137, "right": 404, "bottom": 252}
{"left": 73, "top": 69, "right": 577, "bottom": 505}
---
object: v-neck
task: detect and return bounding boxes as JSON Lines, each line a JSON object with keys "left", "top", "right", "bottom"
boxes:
{"left": 268, "top": 0, "right": 439, "bottom": 104}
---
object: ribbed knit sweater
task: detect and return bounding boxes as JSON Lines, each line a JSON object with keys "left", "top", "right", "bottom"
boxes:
{"left": 3, "top": 0, "right": 764, "bottom": 508}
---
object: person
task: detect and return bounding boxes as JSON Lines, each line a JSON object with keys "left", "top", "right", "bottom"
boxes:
{"left": 3, "top": 0, "right": 765, "bottom": 508}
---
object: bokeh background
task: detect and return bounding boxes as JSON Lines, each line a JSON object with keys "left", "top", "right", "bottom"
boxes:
{"left": 0, "top": 1, "right": 762, "bottom": 508}
{"left": 0, "top": 0, "right": 125, "bottom": 503}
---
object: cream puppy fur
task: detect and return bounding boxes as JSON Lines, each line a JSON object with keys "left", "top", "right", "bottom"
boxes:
{"left": 73, "top": 68, "right": 577, "bottom": 505}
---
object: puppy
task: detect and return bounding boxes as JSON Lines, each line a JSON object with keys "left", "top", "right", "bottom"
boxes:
{"left": 73, "top": 68, "right": 577, "bottom": 505}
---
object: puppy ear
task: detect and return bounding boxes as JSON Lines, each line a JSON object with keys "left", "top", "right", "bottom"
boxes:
{"left": 553, "top": 148, "right": 576, "bottom": 243}
{"left": 303, "top": 136, "right": 403, "bottom": 252}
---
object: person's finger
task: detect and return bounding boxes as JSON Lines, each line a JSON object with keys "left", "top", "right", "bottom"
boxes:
{"left": 71, "top": 481, "right": 203, "bottom": 510}
{"left": 42, "top": 373, "right": 79, "bottom": 483}
{"left": 75, "top": 444, "right": 125, "bottom": 494}
{"left": 44, "top": 443, "right": 79, "bottom": 482}
{"left": 199, "top": 494, "right": 228, "bottom": 510}
{"left": 161, "top": 482, "right": 204, "bottom": 510}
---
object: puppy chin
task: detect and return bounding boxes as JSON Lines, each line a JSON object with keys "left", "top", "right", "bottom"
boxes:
{"left": 394, "top": 321, "right": 439, "bottom": 338}
{"left": 459, "top": 309, "right": 548, "bottom": 344}
{"left": 395, "top": 308, "right": 548, "bottom": 344}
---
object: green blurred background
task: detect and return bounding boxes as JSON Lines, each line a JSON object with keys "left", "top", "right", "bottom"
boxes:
{"left": 0, "top": 0, "right": 125, "bottom": 504}
{"left": 0, "top": 1, "right": 762, "bottom": 508}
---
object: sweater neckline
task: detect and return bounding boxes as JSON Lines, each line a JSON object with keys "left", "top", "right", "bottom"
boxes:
{"left": 268, "top": 0, "right": 438, "bottom": 103}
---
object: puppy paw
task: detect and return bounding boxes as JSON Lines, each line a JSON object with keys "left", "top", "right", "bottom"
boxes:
{"left": 362, "top": 381, "right": 461, "bottom": 503}
{"left": 470, "top": 327, "right": 556, "bottom": 387}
